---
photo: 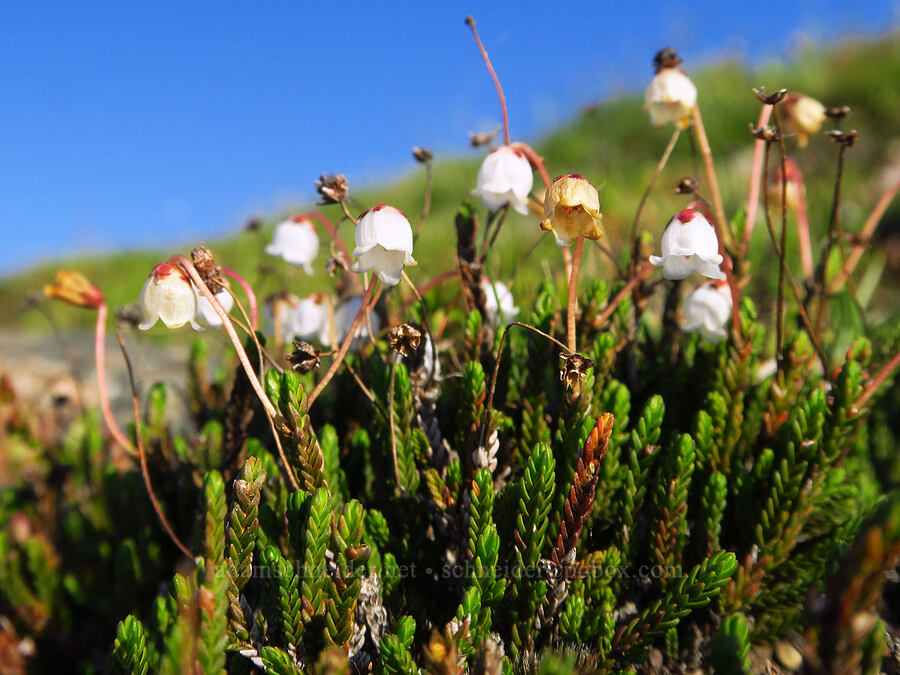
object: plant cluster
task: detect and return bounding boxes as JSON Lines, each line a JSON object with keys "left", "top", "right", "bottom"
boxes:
{"left": 2, "top": 16, "right": 900, "bottom": 675}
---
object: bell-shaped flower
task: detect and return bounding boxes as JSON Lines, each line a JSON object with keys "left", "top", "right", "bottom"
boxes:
{"left": 766, "top": 156, "right": 803, "bottom": 211}
{"left": 482, "top": 278, "right": 519, "bottom": 326}
{"left": 265, "top": 216, "right": 320, "bottom": 273}
{"left": 194, "top": 287, "right": 235, "bottom": 327}
{"left": 650, "top": 209, "right": 724, "bottom": 280}
{"left": 320, "top": 295, "right": 382, "bottom": 347}
{"left": 644, "top": 67, "right": 697, "bottom": 129}
{"left": 682, "top": 281, "right": 732, "bottom": 343}
{"left": 292, "top": 294, "right": 329, "bottom": 342}
{"left": 472, "top": 145, "right": 533, "bottom": 215}
{"left": 539, "top": 174, "right": 604, "bottom": 247}
{"left": 265, "top": 292, "right": 300, "bottom": 342}
{"left": 138, "top": 263, "right": 200, "bottom": 330}
{"left": 782, "top": 93, "right": 826, "bottom": 148}
{"left": 351, "top": 204, "right": 416, "bottom": 286}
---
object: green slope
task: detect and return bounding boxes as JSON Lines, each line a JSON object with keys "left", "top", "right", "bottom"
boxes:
{"left": 3, "top": 32, "right": 899, "bottom": 331}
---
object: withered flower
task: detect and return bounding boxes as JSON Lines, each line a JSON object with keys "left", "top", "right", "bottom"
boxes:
{"left": 243, "top": 217, "right": 262, "bottom": 232}
{"left": 469, "top": 127, "right": 499, "bottom": 147}
{"left": 560, "top": 352, "right": 595, "bottom": 389}
{"left": 191, "top": 245, "right": 225, "bottom": 294}
{"left": 315, "top": 173, "right": 349, "bottom": 204}
{"left": 388, "top": 323, "right": 423, "bottom": 358}
{"left": 412, "top": 146, "right": 433, "bottom": 163}
{"left": 675, "top": 176, "right": 698, "bottom": 195}
{"left": 652, "top": 47, "right": 681, "bottom": 71}
{"left": 325, "top": 252, "right": 352, "bottom": 278}
{"left": 43, "top": 270, "right": 104, "bottom": 309}
{"left": 287, "top": 340, "right": 321, "bottom": 374}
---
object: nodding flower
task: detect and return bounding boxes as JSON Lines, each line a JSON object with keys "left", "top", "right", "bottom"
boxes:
{"left": 43, "top": 270, "right": 104, "bottom": 309}
{"left": 320, "top": 295, "right": 382, "bottom": 347}
{"left": 472, "top": 145, "right": 534, "bottom": 215}
{"left": 265, "top": 216, "right": 320, "bottom": 273}
{"left": 782, "top": 93, "right": 826, "bottom": 148}
{"left": 682, "top": 281, "right": 733, "bottom": 343}
{"left": 766, "top": 156, "right": 804, "bottom": 211}
{"left": 481, "top": 278, "right": 519, "bottom": 327}
{"left": 539, "top": 174, "right": 604, "bottom": 247}
{"left": 650, "top": 209, "right": 724, "bottom": 280}
{"left": 351, "top": 204, "right": 416, "bottom": 287}
{"left": 194, "top": 286, "right": 235, "bottom": 327}
{"left": 138, "top": 263, "right": 200, "bottom": 330}
{"left": 644, "top": 66, "right": 697, "bottom": 129}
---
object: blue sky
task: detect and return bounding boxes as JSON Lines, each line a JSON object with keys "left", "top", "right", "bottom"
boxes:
{"left": 0, "top": 1, "right": 896, "bottom": 275}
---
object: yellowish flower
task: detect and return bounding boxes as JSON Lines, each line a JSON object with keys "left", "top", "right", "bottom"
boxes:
{"left": 782, "top": 93, "right": 826, "bottom": 148}
{"left": 539, "top": 174, "right": 604, "bottom": 247}
{"left": 43, "top": 270, "right": 104, "bottom": 309}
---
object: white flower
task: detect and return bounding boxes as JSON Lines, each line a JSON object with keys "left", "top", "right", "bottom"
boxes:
{"left": 644, "top": 67, "right": 697, "bottom": 129}
{"left": 682, "top": 282, "right": 733, "bottom": 343}
{"left": 472, "top": 145, "right": 534, "bottom": 215}
{"left": 265, "top": 216, "right": 320, "bottom": 273}
{"left": 482, "top": 278, "right": 519, "bottom": 326}
{"left": 264, "top": 292, "right": 300, "bottom": 342}
{"left": 320, "top": 296, "right": 382, "bottom": 347}
{"left": 138, "top": 263, "right": 200, "bottom": 330}
{"left": 194, "top": 287, "right": 235, "bottom": 327}
{"left": 423, "top": 335, "right": 440, "bottom": 379}
{"left": 292, "top": 294, "right": 330, "bottom": 342}
{"left": 650, "top": 209, "right": 724, "bottom": 280}
{"left": 351, "top": 204, "right": 416, "bottom": 286}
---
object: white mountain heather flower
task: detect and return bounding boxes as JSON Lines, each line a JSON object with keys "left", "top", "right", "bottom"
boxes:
{"left": 351, "top": 204, "right": 416, "bottom": 287}
{"left": 194, "top": 287, "right": 235, "bottom": 327}
{"left": 482, "top": 278, "right": 519, "bottom": 326}
{"left": 320, "top": 296, "right": 382, "bottom": 347}
{"left": 682, "top": 282, "right": 733, "bottom": 343}
{"left": 292, "top": 294, "right": 330, "bottom": 342}
{"left": 644, "top": 67, "right": 697, "bottom": 129}
{"left": 472, "top": 145, "right": 534, "bottom": 215}
{"left": 265, "top": 216, "right": 320, "bottom": 273}
{"left": 540, "top": 173, "right": 604, "bottom": 247}
{"left": 138, "top": 263, "right": 200, "bottom": 330}
{"left": 782, "top": 93, "right": 826, "bottom": 148}
{"left": 650, "top": 209, "right": 724, "bottom": 280}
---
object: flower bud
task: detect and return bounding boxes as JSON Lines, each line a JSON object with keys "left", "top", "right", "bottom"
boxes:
{"left": 766, "top": 157, "right": 803, "bottom": 211}
{"left": 539, "top": 174, "right": 604, "bottom": 247}
{"left": 782, "top": 93, "right": 826, "bottom": 148}
{"left": 265, "top": 216, "right": 320, "bottom": 273}
{"left": 43, "top": 270, "right": 104, "bottom": 309}
{"left": 644, "top": 66, "right": 697, "bottom": 129}
{"left": 138, "top": 263, "right": 200, "bottom": 330}
{"left": 472, "top": 145, "right": 533, "bottom": 215}
{"left": 682, "top": 281, "right": 732, "bottom": 343}
{"left": 351, "top": 204, "right": 416, "bottom": 286}
{"left": 650, "top": 209, "right": 724, "bottom": 280}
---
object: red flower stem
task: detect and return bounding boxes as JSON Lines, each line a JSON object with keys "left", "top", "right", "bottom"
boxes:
{"left": 221, "top": 268, "right": 258, "bottom": 330}
{"left": 743, "top": 104, "right": 773, "bottom": 249}
{"left": 95, "top": 303, "right": 135, "bottom": 457}
{"left": 829, "top": 175, "right": 900, "bottom": 292}
{"left": 691, "top": 105, "right": 732, "bottom": 251}
{"left": 794, "top": 176, "right": 814, "bottom": 280}
{"left": 307, "top": 275, "right": 378, "bottom": 409}
{"left": 466, "top": 16, "right": 510, "bottom": 146}
{"left": 511, "top": 141, "right": 552, "bottom": 188}
{"left": 566, "top": 236, "right": 585, "bottom": 353}
{"left": 171, "top": 255, "right": 278, "bottom": 421}
{"left": 117, "top": 331, "right": 192, "bottom": 560}
{"left": 854, "top": 349, "right": 900, "bottom": 411}
{"left": 303, "top": 209, "right": 352, "bottom": 260}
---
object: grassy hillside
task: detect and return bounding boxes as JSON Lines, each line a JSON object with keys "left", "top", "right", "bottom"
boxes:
{"left": 3, "top": 31, "right": 899, "bottom": 332}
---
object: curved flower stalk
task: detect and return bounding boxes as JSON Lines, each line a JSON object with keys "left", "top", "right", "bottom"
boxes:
{"left": 644, "top": 49, "right": 697, "bottom": 129}
{"left": 138, "top": 263, "right": 201, "bottom": 331}
{"left": 43, "top": 270, "right": 133, "bottom": 459}
{"left": 650, "top": 209, "right": 724, "bottom": 280}
{"left": 221, "top": 268, "right": 259, "bottom": 330}
{"left": 682, "top": 281, "right": 733, "bottom": 344}
{"left": 265, "top": 216, "right": 320, "bottom": 273}
{"left": 472, "top": 146, "right": 534, "bottom": 215}
{"left": 351, "top": 204, "right": 416, "bottom": 287}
